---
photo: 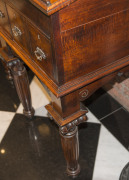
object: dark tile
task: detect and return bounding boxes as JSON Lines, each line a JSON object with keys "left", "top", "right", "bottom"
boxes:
{"left": 0, "top": 114, "right": 101, "bottom": 180}
{"left": 101, "top": 108, "right": 129, "bottom": 150}
{"left": 0, "top": 61, "right": 34, "bottom": 112}
{"left": 0, "top": 61, "right": 20, "bottom": 112}
{"left": 84, "top": 88, "right": 121, "bottom": 119}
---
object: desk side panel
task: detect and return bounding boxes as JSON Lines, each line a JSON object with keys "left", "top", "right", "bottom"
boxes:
{"left": 59, "top": 0, "right": 129, "bottom": 32}
{"left": 60, "top": 9, "right": 129, "bottom": 82}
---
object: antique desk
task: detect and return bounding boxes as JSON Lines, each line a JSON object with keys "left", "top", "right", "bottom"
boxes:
{"left": 0, "top": 0, "right": 129, "bottom": 178}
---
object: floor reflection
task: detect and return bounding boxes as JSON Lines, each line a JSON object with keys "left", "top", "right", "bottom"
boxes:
{"left": 0, "top": 114, "right": 100, "bottom": 180}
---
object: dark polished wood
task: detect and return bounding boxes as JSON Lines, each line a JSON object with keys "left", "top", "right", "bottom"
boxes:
{"left": 29, "top": 0, "right": 76, "bottom": 16}
{"left": 6, "top": 0, "right": 51, "bottom": 37}
{"left": 28, "top": 22, "right": 54, "bottom": 79}
{"left": 1, "top": 0, "right": 129, "bottom": 177}
{"left": 8, "top": 59, "right": 35, "bottom": 119}
{"left": 60, "top": 126, "right": 80, "bottom": 177}
{"left": 7, "top": 4, "right": 31, "bottom": 55}
{"left": 59, "top": 0, "right": 129, "bottom": 31}
{"left": 0, "top": 0, "right": 12, "bottom": 38}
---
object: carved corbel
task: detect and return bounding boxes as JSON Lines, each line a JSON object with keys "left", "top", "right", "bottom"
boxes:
{"left": 59, "top": 114, "right": 87, "bottom": 135}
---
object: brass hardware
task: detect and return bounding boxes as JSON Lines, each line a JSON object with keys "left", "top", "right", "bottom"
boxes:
{"left": 0, "top": 11, "right": 5, "bottom": 18}
{"left": 117, "top": 72, "right": 123, "bottom": 77}
{"left": 12, "top": 26, "right": 22, "bottom": 37}
{"left": 34, "top": 47, "right": 47, "bottom": 61}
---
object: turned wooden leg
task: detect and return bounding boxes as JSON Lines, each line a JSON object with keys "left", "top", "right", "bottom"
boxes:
{"left": 60, "top": 125, "right": 80, "bottom": 177}
{"left": 46, "top": 91, "right": 88, "bottom": 177}
{"left": 8, "top": 59, "right": 35, "bottom": 118}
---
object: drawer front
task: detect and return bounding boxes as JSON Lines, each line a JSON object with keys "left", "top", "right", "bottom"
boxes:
{"left": 28, "top": 23, "right": 53, "bottom": 78}
{"left": 7, "top": 5, "right": 30, "bottom": 54}
{"left": 6, "top": 0, "right": 51, "bottom": 37}
{"left": 0, "top": 0, "right": 12, "bottom": 38}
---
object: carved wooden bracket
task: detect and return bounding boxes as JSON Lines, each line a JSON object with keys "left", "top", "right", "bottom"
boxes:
{"left": 7, "top": 58, "right": 23, "bottom": 70}
{"left": 60, "top": 114, "right": 87, "bottom": 135}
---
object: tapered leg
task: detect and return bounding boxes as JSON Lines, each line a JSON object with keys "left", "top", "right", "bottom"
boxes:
{"left": 60, "top": 125, "right": 80, "bottom": 177}
{"left": 46, "top": 91, "right": 87, "bottom": 177}
{"left": 8, "top": 59, "right": 35, "bottom": 118}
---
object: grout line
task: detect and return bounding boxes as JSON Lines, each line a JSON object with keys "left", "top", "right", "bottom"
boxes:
{"left": 121, "top": 106, "right": 129, "bottom": 113}
{"left": 99, "top": 107, "right": 122, "bottom": 121}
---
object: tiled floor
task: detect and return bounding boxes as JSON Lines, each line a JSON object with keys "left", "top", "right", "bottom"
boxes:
{"left": 0, "top": 60, "right": 129, "bottom": 180}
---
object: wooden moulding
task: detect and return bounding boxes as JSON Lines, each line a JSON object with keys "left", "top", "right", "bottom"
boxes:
{"left": 58, "top": 56, "right": 129, "bottom": 96}
{"left": 29, "top": 0, "right": 76, "bottom": 16}
{"left": 45, "top": 103, "right": 87, "bottom": 126}
{"left": 1, "top": 29, "right": 129, "bottom": 98}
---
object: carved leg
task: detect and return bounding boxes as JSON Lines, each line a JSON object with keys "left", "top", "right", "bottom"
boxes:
{"left": 8, "top": 59, "right": 35, "bottom": 118}
{"left": 60, "top": 125, "right": 80, "bottom": 177}
{"left": 46, "top": 91, "right": 88, "bottom": 177}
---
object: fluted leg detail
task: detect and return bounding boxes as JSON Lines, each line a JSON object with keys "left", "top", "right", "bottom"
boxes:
{"left": 60, "top": 126, "right": 80, "bottom": 177}
{"left": 9, "top": 59, "right": 34, "bottom": 118}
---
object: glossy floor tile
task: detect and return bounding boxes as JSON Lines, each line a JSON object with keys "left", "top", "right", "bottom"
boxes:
{"left": 84, "top": 88, "right": 122, "bottom": 119}
{"left": 101, "top": 108, "right": 129, "bottom": 150}
{"left": 93, "top": 125, "right": 129, "bottom": 180}
{"left": 0, "top": 114, "right": 100, "bottom": 180}
{"left": 0, "top": 61, "right": 34, "bottom": 112}
{"left": 0, "top": 61, "right": 129, "bottom": 180}
{"left": 0, "top": 61, "right": 19, "bottom": 112}
{"left": 0, "top": 111, "right": 15, "bottom": 143}
{"left": 17, "top": 76, "right": 51, "bottom": 116}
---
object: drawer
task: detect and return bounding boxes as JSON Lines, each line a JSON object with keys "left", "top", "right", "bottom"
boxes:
{"left": 6, "top": 0, "right": 51, "bottom": 37}
{"left": 7, "top": 5, "right": 30, "bottom": 54}
{"left": 28, "top": 23, "right": 53, "bottom": 78}
{"left": 0, "top": 0, "right": 12, "bottom": 38}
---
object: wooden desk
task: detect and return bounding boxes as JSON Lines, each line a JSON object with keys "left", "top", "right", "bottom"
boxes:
{"left": 0, "top": 0, "right": 129, "bottom": 177}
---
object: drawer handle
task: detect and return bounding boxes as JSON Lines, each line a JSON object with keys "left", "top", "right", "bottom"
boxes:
{"left": 0, "top": 11, "right": 5, "bottom": 18}
{"left": 12, "top": 26, "right": 22, "bottom": 37}
{"left": 34, "top": 47, "right": 47, "bottom": 61}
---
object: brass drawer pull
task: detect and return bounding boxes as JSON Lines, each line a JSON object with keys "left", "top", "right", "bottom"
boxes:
{"left": 0, "top": 11, "right": 5, "bottom": 18}
{"left": 34, "top": 47, "right": 47, "bottom": 61}
{"left": 12, "top": 26, "right": 22, "bottom": 37}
